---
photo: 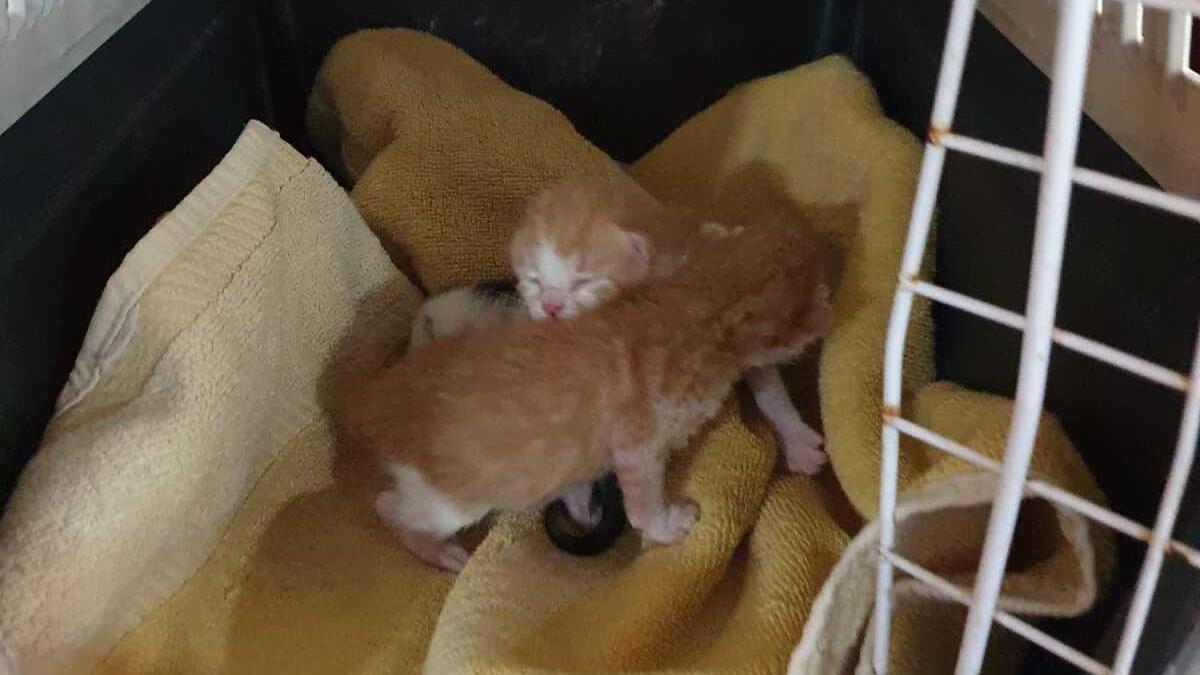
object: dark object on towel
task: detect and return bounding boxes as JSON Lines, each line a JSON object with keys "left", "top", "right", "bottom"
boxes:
{"left": 472, "top": 278, "right": 522, "bottom": 304}
{"left": 543, "top": 473, "right": 627, "bottom": 557}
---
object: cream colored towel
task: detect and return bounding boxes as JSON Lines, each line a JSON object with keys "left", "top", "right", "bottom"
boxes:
{"left": 0, "top": 121, "right": 427, "bottom": 675}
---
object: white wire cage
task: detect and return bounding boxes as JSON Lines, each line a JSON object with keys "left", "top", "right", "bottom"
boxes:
{"left": 872, "top": 1, "right": 1200, "bottom": 675}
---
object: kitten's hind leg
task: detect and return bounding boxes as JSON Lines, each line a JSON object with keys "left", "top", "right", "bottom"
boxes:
{"left": 559, "top": 481, "right": 602, "bottom": 528}
{"left": 375, "top": 465, "right": 482, "bottom": 572}
{"left": 746, "top": 366, "right": 828, "bottom": 475}
{"left": 543, "top": 475, "right": 627, "bottom": 557}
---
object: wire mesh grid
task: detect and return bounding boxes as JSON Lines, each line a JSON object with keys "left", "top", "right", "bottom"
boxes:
{"left": 872, "top": 1, "right": 1200, "bottom": 674}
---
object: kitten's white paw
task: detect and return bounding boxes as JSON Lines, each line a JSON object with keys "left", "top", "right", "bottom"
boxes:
{"left": 643, "top": 501, "right": 699, "bottom": 545}
{"left": 437, "top": 543, "right": 472, "bottom": 573}
{"left": 374, "top": 490, "right": 407, "bottom": 531}
{"left": 399, "top": 529, "right": 471, "bottom": 573}
{"left": 780, "top": 425, "right": 827, "bottom": 475}
{"left": 785, "top": 438, "right": 828, "bottom": 475}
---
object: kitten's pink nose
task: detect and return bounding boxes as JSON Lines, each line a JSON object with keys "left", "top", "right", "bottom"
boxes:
{"left": 541, "top": 297, "right": 564, "bottom": 318}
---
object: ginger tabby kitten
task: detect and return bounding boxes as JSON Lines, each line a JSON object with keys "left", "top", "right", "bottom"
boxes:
{"left": 509, "top": 172, "right": 713, "bottom": 320}
{"left": 347, "top": 214, "right": 833, "bottom": 572}
{"left": 512, "top": 175, "right": 828, "bottom": 479}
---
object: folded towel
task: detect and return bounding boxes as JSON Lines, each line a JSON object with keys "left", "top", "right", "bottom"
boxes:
{"left": 0, "top": 121, "right": 428, "bottom": 675}
{"left": 0, "top": 30, "right": 1113, "bottom": 675}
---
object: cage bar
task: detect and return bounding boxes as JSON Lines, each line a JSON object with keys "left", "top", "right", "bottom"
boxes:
{"left": 1110, "top": 324, "right": 1200, "bottom": 674}
{"left": 903, "top": 279, "right": 1191, "bottom": 391}
{"left": 873, "top": 0, "right": 981, "bottom": 672}
{"left": 939, "top": 133, "right": 1200, "bottom": 221}
{"left": 886, "top": 414, "right": 1200, "bottom": 571}
{"left": 883, "top": 550, "right": 1111, "bottom": 675}
{"left": 953, "top": 1, "right": 1096, "bottom": 673}
{"left": 879, "top": 0, "right": 1200, "bottom": 673}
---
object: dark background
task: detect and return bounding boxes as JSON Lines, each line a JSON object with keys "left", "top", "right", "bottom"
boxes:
{"left": 0, "top": 0, "right": 1196, "bottom": 671}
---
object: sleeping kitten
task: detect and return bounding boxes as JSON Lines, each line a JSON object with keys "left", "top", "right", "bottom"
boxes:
{"left": 346, "top": 217, "right": 833, "bottom": 572}
{"left": 506, "top": 174, "right": 731, "bottom": 531}
{"left": 411, "top": 172, "right": 726, "bottom": 538}
{"left": 508, "top": 173, "right": 708, "bottom": 321}
{"left": 510, "top": 176, "right": 828, "bottom": 475}
{"left": 410, "top": 279, "right": 626, "bottom": 554}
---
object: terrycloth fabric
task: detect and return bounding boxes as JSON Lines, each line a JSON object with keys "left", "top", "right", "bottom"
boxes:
{"left": 0, "top": 30, "right": 1113, "bottom": 675}
{"left": 0, "top": 121, "right": 429, "bottom": 675}
{"left": 307, "top": 29, "right": 621, "bottom": 291}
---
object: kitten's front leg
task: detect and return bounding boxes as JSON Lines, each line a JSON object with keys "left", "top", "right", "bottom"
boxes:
{"left": 746, "top": 366, "right": 828, "bottom": 475}
{"left": 612, "top": 445, "right": 697, "bottom": 546}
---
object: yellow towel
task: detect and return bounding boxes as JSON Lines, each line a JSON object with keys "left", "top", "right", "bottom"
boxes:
{"left": 0, "top": 30, "right": 1112, "bottom": 675}
{"left": 308, "top": 29, "right": 621, "bottom": 291}
{"left": 308, "top": 29, "right": 1114, "bottom": 675}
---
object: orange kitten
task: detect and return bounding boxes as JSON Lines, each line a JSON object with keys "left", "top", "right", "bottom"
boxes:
{"left": 509, "top": 172, "right": 712, "bottom": 320}
{"left": 346, "top": 217, "right": 832, "bottom": 572}
{"left": 511, "top": 176, "right": 828, "bottom": 476}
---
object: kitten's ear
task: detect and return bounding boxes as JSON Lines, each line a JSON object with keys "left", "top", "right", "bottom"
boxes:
{"left": 619, "top": 227, "right": 651, "bottom": 266}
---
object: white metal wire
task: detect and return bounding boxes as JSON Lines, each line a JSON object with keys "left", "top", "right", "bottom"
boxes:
{"left": 886, "top": 414, "right": 1200, "bottom": 571}
{"left": 939, "top": 133, "right": 1200, "bottom": 221}
{"left": 873, "top": 0, "right": 980, "bottom": 670}
{"left": 903, "top": 279, "right": 1191, "bottom": 391}
{"left": 882, "top": 550, "right": 1111, "bottom": 675}
{"left": 1110, "top": 325, "right": 1200, "bottom": 674}
{"left": 874, "top": 0, "right": 1200, "bottom": 674}
{"left": 954, "top": 3, "right": 1096, "bottom": 671}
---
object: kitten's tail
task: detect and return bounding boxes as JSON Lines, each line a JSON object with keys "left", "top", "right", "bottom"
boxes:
{"left": 543, "top": 474, "right": 627, "bottom": 557}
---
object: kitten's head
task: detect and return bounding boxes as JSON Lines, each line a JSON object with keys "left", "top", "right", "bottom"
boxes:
{"left": 510, "top": 176, "right": 657, "bottom": 320}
